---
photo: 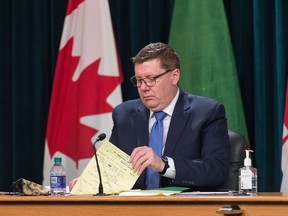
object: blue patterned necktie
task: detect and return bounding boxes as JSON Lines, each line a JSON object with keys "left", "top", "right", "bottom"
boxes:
{"left": 146, "top": 111, "right": 167, "bottom": 189}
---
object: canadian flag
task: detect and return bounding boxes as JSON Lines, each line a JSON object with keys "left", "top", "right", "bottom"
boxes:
{"left": 42, "top": 0, "right": 123, "bottom": 186}
{"left": 281, "top": 82, "right": 288, "bottom": 192}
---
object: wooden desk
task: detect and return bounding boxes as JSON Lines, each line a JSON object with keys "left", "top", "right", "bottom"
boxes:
{"left": 1, "top": 193, "right": 288, "bottom": 216}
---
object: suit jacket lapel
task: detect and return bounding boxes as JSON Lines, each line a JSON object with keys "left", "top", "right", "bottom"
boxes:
{"left": 164, "top": 91, "right": 190, "bottom": 156}
{"left": 134, "top": 104, "right": 150, "bottom": 147}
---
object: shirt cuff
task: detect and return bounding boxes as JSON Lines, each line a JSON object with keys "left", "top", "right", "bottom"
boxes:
{"left": 162, "top": 156, "right": 176, "bottom": 179}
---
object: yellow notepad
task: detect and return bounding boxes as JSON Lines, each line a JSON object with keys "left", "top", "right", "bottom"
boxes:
{"left": 70, "top": 140, "right": 140, "bottom": 195}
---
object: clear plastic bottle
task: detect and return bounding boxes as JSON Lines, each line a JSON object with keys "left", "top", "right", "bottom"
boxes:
{"left": 239, "top": 150, "right": 257, "bottom": 195}
{"left": 50, "top": 157, "right": 66, "bottom": 195}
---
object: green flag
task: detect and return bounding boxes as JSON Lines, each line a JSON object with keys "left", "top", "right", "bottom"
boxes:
{"left": 169, "top": 0, "right": 248, "bottom": 139}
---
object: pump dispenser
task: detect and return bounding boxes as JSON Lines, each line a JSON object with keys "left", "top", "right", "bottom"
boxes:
{"left": 244, "top": 150, "right": 252, "bottom": 166}
{"left": 239, "top": 150, "right": 257, "bottom": 195}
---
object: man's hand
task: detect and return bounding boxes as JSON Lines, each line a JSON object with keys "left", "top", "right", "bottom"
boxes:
{"left": 130, "top": 146, "right": 165, "bottom": 174}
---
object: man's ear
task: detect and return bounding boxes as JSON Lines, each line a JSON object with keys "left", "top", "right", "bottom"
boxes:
{"left": 172, "top": 69, "right": 180, "bottom": 85}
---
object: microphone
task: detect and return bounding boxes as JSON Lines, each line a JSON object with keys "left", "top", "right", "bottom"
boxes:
{"left": 92, "top": 133, "right": 107, "bottom": 196}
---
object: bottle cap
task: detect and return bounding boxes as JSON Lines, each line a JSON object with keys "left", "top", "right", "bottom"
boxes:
{"left": 54, "top": 157, "right": 62, "bottom": 163}
{"left": 244, "top": 150, "right": 253, "bottom": 166}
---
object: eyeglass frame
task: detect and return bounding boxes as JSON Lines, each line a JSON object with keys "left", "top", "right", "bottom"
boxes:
{"left": 130, "top": 69, "right": 173, "bottom": 87}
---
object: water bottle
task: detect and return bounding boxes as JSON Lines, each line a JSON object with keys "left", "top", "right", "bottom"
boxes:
{"left": 50, "top": 157, "right": 66, "bottom": 195}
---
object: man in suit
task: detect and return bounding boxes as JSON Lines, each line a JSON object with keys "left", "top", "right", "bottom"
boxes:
{"left": 109, "top": 42, "right": 230, "bottom": 190}
{"left": 69, "top": 42, "right": 229, "bottom": 191}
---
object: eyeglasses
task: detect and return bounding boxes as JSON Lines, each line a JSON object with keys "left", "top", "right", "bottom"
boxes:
{"left": 130, "top": 69, "right": 172, "bottom": 88}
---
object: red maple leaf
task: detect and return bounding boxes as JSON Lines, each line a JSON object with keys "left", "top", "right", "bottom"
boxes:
{"left": 66, "top": 0, "right": 85, "bottom": 15}
{"left": 46, "top": 38, "right": 122, "bottom": 167}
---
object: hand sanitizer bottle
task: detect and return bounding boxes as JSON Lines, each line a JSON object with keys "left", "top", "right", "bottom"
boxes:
{"left": 239, "top": 150, "right": 257, "bottom": 195}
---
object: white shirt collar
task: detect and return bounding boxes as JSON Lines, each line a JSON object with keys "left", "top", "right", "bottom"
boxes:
{"left": 149, "top": 89, "right": 180, "bottom": 118}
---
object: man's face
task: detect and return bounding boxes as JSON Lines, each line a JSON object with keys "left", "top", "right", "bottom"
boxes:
{"left": 134, "top": 58, "right": 179, "bottom": 111}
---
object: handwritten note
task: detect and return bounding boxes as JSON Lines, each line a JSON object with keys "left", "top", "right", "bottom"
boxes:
{"left": 70, "top": 140, "right": 140, "bottom": 195}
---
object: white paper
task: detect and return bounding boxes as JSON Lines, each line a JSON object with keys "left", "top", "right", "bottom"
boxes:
{"left": 70, "top": 140, "right": 140, "bottom": 195}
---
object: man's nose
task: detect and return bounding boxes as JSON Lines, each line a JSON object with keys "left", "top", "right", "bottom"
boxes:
{"left": 139, "top": 81, "right": 150, "bottom": 90}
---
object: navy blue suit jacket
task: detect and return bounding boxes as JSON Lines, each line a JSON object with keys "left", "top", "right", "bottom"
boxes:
{"left": 109, "top": 90, "right": 230, "bottom": 190}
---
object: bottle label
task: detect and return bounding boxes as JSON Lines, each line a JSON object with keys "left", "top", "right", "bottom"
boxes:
{"left": 50, "top": 176, "right": 66, "bottom": 189}
{"left": 240, "top": 169, "right": 252, "bottom": 189}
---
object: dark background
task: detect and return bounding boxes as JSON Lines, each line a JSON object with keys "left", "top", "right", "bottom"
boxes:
{"left": 0, "top": 0, "right": 287, "bottom": 192}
